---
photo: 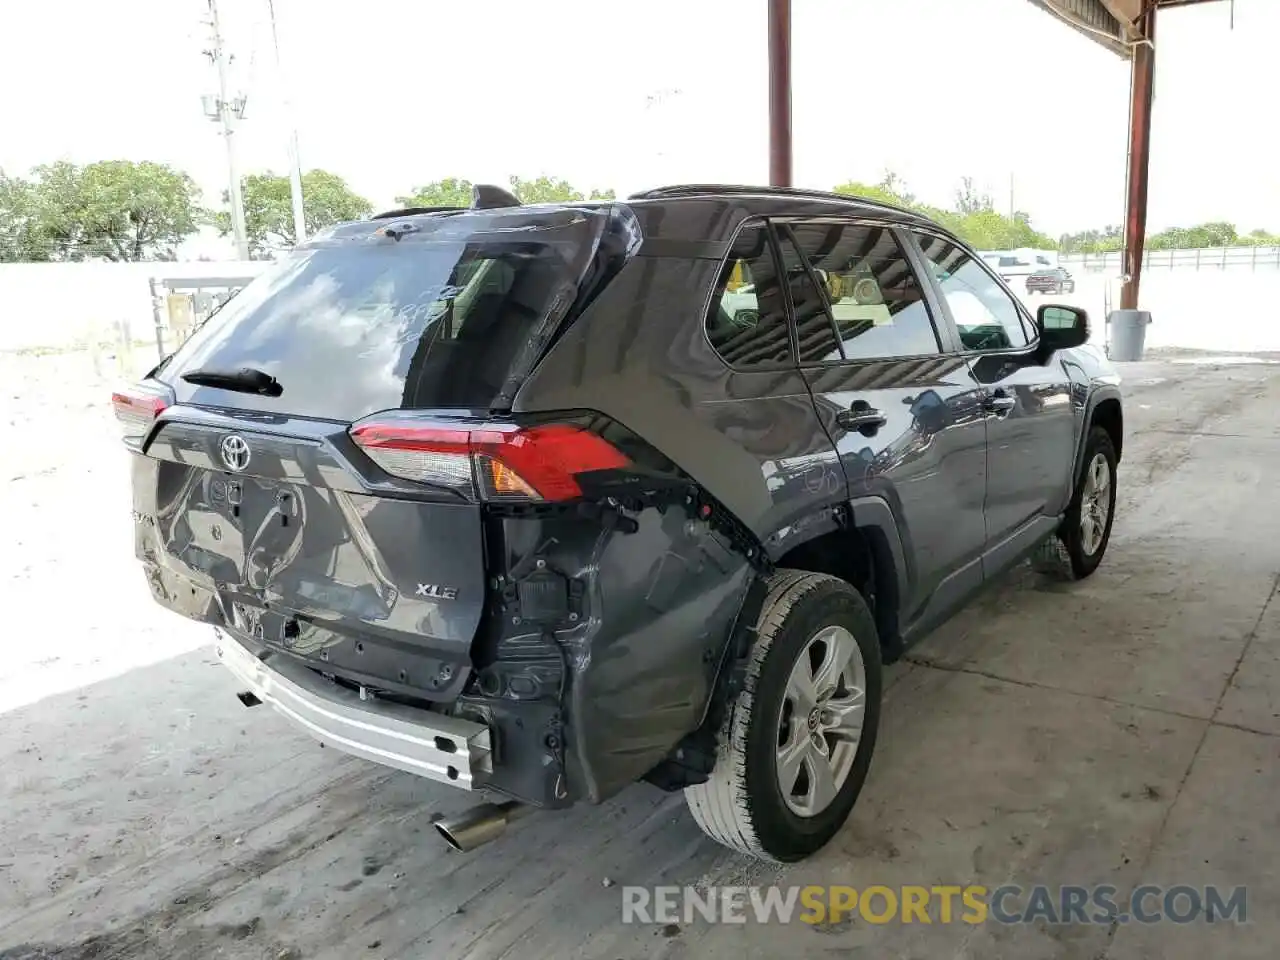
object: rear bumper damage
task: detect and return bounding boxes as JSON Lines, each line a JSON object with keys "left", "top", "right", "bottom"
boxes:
{"left": 215, "top": 632, "right": 493, "bottom": 789}
{"left": 138, "top": 453, "right": 763, "bottom": 809}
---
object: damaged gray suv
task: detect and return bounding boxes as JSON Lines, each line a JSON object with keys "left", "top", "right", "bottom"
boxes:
{"left": 115, "top": 183, "right": 1123, "bottom": 861}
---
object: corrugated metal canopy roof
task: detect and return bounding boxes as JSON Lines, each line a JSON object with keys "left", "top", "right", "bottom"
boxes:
{"left": 1030, "top": 0, "right": 1226, "bottom": 56}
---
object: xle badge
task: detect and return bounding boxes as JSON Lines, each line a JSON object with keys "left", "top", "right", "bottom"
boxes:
{"left": 416, "top": 584, "right": 459, "bottom": 600}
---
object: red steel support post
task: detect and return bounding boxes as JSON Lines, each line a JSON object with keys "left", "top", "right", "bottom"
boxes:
{"left": 1121, "top": 8, "right": 1157, "bottom": 310}
{"left": 768, "top": 0, "right": 792, "bottom": 188}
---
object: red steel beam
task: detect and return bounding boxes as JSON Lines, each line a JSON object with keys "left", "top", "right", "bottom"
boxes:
{"left": 768, "top": 0, "right": 792, "bottom": 187}
{"left": 1121, "top": 6, "right": 1156, "bottom": 310}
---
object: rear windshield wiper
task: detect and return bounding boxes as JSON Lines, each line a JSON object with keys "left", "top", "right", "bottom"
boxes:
{"left": 181, "top": 366, "right": 283, "bottom": 397}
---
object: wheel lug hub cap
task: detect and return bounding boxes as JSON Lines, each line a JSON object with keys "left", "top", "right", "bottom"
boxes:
{"left": 807, "top": 707, "right": 821, "bottom": 732}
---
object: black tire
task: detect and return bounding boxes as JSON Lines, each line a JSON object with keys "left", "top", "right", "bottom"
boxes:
{"left": 1034, "top": 426, "right": 1118, "bottom": 580}
{"left": 684, "top": 570, "right": 882, "bottom": 861}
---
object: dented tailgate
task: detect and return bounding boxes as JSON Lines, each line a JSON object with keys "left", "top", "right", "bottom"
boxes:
{"left": 133, "top": 408, "right": 485, "bottom": 701}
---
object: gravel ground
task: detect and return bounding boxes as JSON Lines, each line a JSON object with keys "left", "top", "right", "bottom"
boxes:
{"left": 2, "top": 347, "right": 1279, "bottom": 959}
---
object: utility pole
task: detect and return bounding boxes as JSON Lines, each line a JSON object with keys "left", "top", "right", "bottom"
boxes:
{"left": 203, "top": 0, "right": 250, "bottom": 261}
{"left": 266, "top": 0, "right": 306, "bottom": 244}
{"left": 767, "top": 0, "right": 792, "bottom": 187}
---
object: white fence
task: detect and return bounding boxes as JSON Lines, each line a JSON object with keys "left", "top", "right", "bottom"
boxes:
{"left": 0, "top": 260, "right": 268, "bottom": 352}
{"left": 1062, "top": 246, "right": 1280, "bottom": 273}
{"left": 1019, "top": 270, "right": 1280, "bottom": 355}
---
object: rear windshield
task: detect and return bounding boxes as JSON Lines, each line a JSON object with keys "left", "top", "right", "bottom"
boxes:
{"left": 161, "top": 212, "right": 609, "bottom": 420}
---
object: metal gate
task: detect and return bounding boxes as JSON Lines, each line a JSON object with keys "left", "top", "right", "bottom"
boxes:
{"left": 148, "top": 274, "right": 257, "bottom": 360}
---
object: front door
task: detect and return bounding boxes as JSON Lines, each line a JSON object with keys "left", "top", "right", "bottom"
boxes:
{"left": 777, "top": 219, "right": 990, "bottom": 625}
{"left": 911, "top": 233, "right": 1077, "bottom": 573}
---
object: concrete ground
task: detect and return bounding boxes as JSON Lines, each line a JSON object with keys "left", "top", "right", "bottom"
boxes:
{"left": 2, "top": 348, "right": 1279, "bottom": 959}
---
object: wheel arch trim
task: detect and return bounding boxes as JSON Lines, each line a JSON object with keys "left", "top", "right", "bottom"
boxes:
{"left": 1074, "top": 386, "right": 1123, "bottom": 484}
{"left": 761, "top": 497, "right": 911, "bottom": 648}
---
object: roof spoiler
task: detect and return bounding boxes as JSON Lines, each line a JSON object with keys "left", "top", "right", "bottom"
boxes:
{"left": 471, "top": 184, "right": 521, "bottom": 210}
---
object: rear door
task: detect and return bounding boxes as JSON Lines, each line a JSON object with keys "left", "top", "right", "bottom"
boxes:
{"left": 778, "top": 218, "right": 989, "bottom": 624}
{"left": 130, "top": 211, "right": 615, "bottom": 701}
{"left": 911, "top": 232, "right": 1077, "bottom": 572}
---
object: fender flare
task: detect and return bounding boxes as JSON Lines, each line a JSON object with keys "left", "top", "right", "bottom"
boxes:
{"left": 846, "top": 496, "right": 912, "bottom": 658}
{"left": 1072, "top": 384, "right": 1123, "bottom": 488}
{"left": 763, "top": 497, "right": 912, "bottom": 658}
{"left": 845, "top": 497, "right": 909, "bottom": 603}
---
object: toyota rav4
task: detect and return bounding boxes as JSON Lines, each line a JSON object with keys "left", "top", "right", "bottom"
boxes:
{"left": 115, "top": 183, "right": 1123, "bottom": 862}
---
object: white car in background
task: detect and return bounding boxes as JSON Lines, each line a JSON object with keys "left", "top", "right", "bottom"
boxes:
{"left": 981, "top": 249, "right": 1058, "bottom": 282}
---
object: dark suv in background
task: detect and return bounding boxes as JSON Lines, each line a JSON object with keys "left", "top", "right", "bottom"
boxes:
{"left": 115, "top": 184, "right": 1123, "bottom": 862}
{"left": 1026, "top": 265, "right": 1076, "bottom": 295}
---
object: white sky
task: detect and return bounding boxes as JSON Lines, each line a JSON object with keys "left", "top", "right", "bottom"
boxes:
{"left": 2, "top": 0, "right": 1275, "bottom": 246}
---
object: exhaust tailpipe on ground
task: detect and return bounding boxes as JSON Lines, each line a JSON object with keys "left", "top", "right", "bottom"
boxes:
{"left": 434, "top": 800, "right": 530, "bottom": 852}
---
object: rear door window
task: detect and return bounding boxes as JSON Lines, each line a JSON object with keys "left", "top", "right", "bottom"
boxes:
{"left": 162, "top": 213, "right": 608, "bottom": 420}
{"left": 778, "top": 221, "right": 941, "bottom": 362}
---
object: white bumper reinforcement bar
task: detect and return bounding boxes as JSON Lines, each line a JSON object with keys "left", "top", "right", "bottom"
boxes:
{"left": 216, "top": 634, "right": 492, "bottom": 789}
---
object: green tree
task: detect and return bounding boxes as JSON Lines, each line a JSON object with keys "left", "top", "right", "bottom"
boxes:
{"left": 395, "top": 177, "right": 475, "bottom": 209}
{"left": 1058, "top": 226, "right": 1122, "bottom": 255}
{"left": 221, "top": 169, "right": 372, "bottom": 257}
{"left": 1147, "top": 221, "right": 1238, "bottom": 250}
{"left": 833, "top": 174, "right": 911, "bottom": 207}
{"left": 0, "top": 171, "right": 46, "bottom": 262}
{"left": 27, "top": 160, "right": 204, "bottom": 261}
{"left": 838, "top": 174, "right": 1278, "bottom": 254}
{"left": 953, "top": 176, "right": 992, "bottom": 216}
{"left": 396, "top": 176, "right": 615, "bottom": 208}
{"left": 1242, "top": 228, "right": 1280, "bottom": 246}
{"left": 508, "top": 176, "right": 573, "bottom": 204}
{"left": 833, "top": 172, "right": 1055, "bottom": 251}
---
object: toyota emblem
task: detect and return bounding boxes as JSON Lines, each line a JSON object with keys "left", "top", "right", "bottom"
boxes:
{"left": 220, "top": 434, "right": 251, "bottom": 472}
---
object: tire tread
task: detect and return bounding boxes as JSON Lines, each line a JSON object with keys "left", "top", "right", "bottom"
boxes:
{"left": 685, "top": 569, "right": 853, "bottom": 860}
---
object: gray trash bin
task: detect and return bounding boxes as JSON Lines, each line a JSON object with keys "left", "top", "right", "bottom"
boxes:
{"left": 1107, "top": 309, "right": 1151, "bottom": 361}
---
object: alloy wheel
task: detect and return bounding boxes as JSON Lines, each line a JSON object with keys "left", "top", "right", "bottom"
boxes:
{"left": 775, "top": 625, "right": 867, "bottom": 817}
{"left": 1079, "top": 452, "right": 1112, "bottom": 556}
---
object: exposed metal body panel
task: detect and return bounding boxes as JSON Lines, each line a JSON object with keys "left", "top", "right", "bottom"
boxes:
{"left": 215, "top": 632, "right": 493, "bottom": 787}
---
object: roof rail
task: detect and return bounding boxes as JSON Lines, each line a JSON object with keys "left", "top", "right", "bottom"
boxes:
{"left": 627, "top": 183, "right": 916, "bottom": 215}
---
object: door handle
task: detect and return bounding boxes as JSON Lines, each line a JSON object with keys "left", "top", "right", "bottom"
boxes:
{"left": 836, "top": 403, "right": 887, "bottom": 436}
{"left": 983, "top": 390, "right": 1017, "bottom": 416}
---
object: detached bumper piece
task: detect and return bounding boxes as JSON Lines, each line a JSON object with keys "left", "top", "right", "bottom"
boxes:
{"left": 216, "top": 633, "right": 492, "bottom": 788}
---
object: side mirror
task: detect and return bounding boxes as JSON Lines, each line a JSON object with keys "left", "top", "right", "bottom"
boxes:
{"left": 1037, "top": 304, "right": 1089, "bottom": 351}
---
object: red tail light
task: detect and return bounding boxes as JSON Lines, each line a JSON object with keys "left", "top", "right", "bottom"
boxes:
{"left": 111, "top": 384, "right": 171, "bottom": 444}
{"left": 350, "top": 419, "right": 630, "bottom": 502}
